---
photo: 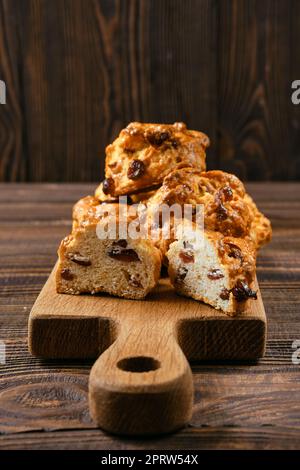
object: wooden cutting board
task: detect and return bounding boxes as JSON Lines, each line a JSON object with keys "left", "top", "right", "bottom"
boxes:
{"left": 28, "top": 264, "right": 266, "bottom": 436}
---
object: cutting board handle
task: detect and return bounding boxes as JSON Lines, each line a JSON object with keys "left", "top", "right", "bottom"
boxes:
{"left": 88, "top": 320, "right": 193, "bottom": 435}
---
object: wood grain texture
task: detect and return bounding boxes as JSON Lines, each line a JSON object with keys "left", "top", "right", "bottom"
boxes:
{"left": 0, "top": 0, "right": 217, "bottom": 182}
{"left": 0, "top": 183, "right": 300, "bottom": 448}
{"left": 1, "top": 0, "right": 300, "bottom": 181}
{"left": 29, "top": 270, "right": 266, "bottom": 360}
{"left": 0, "top": 0, "right": 25, "bottom": 181}
{"left": 1, "top": 425, "right": 300, "bottom": 451}
{"left": 218, "top": 0, "right": 300, "bottom": 180}
{"left": 1, "top": 0, "right": 300, "bottom": 183}
{"left": 28, "top": 266, "right": 265, "bottom": 435}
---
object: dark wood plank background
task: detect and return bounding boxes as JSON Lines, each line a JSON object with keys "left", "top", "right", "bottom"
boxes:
{"left": 0, "top": 182, "right": 299, "bottom": 449}
{"left": 0, "top": 0, "right": 300, "bottom": 182}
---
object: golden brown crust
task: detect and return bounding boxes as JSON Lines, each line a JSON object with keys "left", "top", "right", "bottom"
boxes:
{"left": 72, "top": 196, "right": 101, "bottom": 226}
{"left": 95, "top": 183, "right": 158, "bottom": 204}
{"left": 94, "top": 183, "right": 119, "bottom": 203}
{"left": 72, "top": 198, "right": 143, "bottom": 236}
{"left": 128, "top": 188, "right": 158, "bottom": 204}
{"left": 214, "top": 232, "right": 257, "bottom": 286}
{"left": 101, "top": 122, "right": 209, "bottom": 196}
{"left": 72, "top": 197, "right": 126, "bottom": 233}
{"left": 147, "top": 168, "right": 272, "bottom": 249}
{"left": 147, "top": 168, "right": 252, "bottom": 238}
{"left": 244, "top": 194, "right": 272, "bottom": 248}
{"left": 72, "top": 196, "right": 171, "bottom": 262}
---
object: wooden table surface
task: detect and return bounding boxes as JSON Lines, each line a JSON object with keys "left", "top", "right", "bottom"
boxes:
{"left": 0, "top": 183, "right": 299, "bottom": 450}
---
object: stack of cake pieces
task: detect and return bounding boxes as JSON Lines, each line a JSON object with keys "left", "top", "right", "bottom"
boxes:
{"left": 56, "top": 122, "right": 272, "bottom": 315}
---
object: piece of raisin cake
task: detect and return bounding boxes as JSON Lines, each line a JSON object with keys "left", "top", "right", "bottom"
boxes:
{"left": 147, "top": 167, "right": 271, "bottom": 247}
{"left": 95, "top": 122, "right": 209, "bottom": 198}
{"left": 56, "top": 202, "right": 162, "bottom": 300}
{"left": 167, "top": 223, "right": 257, "bottom": 315}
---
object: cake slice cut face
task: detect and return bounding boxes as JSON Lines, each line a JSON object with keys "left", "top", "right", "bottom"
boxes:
{"left": 167, "top": 223, "right": 257, "bottom": 315}
{"left": 57, "top": 203, "right": 162, "bottom": 300}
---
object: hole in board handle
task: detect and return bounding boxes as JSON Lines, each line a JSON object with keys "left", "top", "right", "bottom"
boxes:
{"left": 117, "top": 356, "right": 160, "bottom": 373}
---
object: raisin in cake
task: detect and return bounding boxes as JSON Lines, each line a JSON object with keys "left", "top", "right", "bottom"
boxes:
{"left": 167, "top": 222, "right": 257, "bottom": 315}
{"left": 95, "top": 122, "right": 209, "bottom": 198}
{"left": 147, "top": 167, "right": 271, "bottom": 246}
{"left": 56, "top": 202, "right": 162, "bottom": 300}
